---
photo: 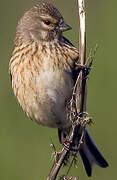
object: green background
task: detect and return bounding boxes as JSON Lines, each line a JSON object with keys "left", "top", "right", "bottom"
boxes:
{"left": 0, "top": 0, "right": 116, "bottom": 179}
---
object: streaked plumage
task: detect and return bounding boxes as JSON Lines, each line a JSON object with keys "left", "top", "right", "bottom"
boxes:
{"left": 9, "top": 2, "right": 108, "bottom": 176}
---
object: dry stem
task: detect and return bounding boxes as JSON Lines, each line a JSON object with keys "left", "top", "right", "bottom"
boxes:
{"left": 47, "top": 0, "right": 88, "bottom": 179}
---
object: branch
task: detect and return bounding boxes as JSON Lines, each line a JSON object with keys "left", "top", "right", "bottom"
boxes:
{"left": 47, "top": 148, "right": 69, "bottom": 180}
{"left": 77, "top": 0, "right": 86, "bottom": 114}
{"left": 47, "top": 0, "right": 87, "bottom": 179}
{"left": 78, "top": 0, "right": 86, "bottom": 65}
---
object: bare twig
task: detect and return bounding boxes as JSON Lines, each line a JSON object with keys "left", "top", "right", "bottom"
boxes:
{"left": 77, "top": 0, "right": 86, "bottom": 113}
{"left": 65, "top": 0, "right": 87, "bottom": 174}
{"left": 47, "top": 0, "right": 88, "bottom": 179}
{"left": 47, "top": 148, "right": 69, "bottom": 180}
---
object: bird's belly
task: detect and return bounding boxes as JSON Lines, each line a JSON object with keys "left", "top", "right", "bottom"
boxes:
{"left": 12, "top": 67, "right": 73, "bottom": 129}
{"left": 28, "top": 70, "right": 73, "bottom": 129}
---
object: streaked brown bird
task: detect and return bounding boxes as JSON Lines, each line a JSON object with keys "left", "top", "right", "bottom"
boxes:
{"left": 9, "top": 2, "right": 108, "bottom": 176}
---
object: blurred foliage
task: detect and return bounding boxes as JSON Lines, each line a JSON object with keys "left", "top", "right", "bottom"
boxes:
{"left": 0, "top": 0, "right": 116, "bottom": 179}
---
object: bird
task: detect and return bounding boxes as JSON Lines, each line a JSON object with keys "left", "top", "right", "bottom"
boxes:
{"left": 9, "top": 2, "right": 108, "bottom": 177}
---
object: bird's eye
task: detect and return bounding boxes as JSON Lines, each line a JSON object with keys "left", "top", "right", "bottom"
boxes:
{"left": 44, "top": 20, "right": 51, "bottom": 25}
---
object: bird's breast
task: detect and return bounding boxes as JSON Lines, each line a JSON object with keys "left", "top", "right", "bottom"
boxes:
{"left": 9, "top": 41, "right": 78, "bottom": 129}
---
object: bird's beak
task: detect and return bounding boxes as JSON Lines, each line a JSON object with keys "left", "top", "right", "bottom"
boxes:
{"left": 59, "top": 22, "right": 72, "bottom": 32}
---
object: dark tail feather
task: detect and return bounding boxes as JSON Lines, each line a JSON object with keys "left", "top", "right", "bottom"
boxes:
{"left": 79, "top": 129, "right": 109, "bottom": 176}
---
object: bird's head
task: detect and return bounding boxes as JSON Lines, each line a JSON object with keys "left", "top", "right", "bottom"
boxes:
{"left": 15, "top": 2, "right": 71, "bottom": 46}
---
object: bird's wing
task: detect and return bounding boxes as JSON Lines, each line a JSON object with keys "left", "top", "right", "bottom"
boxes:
{"left": 61, "top": 36, "right": 79, "bottom": 83}
{"left": 60, "top": 36, "right": 74, "bottom": 47}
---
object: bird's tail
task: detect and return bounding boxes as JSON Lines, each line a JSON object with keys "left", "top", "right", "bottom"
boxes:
{"left": 79, "top": 129, "right": 108, "bottom": 176}
{"left": 58, "top": 127, "right": 108, "bottom": 176}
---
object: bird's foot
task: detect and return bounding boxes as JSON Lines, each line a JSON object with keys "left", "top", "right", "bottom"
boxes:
{"left": 75, "top": 63, "right": 91, "bottom": 77}
{"left": 62, "top": 138, "right": 72, "bottom": 151}
{"left": 73, "top": 112, "right": 92, "bottom": 127}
